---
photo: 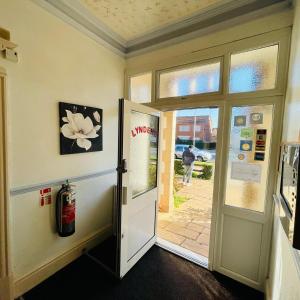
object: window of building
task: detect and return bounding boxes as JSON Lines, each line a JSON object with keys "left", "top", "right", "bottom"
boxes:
{"left": 178, "top": 136, "right": 190, "bottom": 140}
{"left": 130, "top": 72, "right": 152, "bottom": 103}
{"left": 179, "top": 125, "right": 190, "bottom": 132}
{"left": 229, "top": 45, "right": 278, "bottom": 93}
{"left": 158, "top": 60, "right": 221, "bottom": 99}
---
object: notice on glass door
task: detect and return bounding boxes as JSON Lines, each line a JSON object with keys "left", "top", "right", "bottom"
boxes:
{"left": 231, "top": 162, "right": 262, "bottom": 183}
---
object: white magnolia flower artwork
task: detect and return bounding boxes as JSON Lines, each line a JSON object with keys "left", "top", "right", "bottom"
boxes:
{"left": 59, "top": 102, "right": 103, "bottom": 154}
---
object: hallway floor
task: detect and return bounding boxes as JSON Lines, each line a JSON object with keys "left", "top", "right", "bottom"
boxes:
{"left": 158, "top": 177, "right": 213, "bottom": 257}
{"left": 24, "top": 246, "right": 263, "bottom": 300}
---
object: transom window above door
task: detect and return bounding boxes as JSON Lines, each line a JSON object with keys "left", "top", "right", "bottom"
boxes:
{"left": 229, "top": 45, "right": 279, "bottom": 94}
{"left": 130, "top": 72, "right": 152, "bottom": 103}
{"left": 127, "top": 30, "right": 288, "bottom": 107}
{"left": 158, "top": 60, "right": 221, "bottom": 99}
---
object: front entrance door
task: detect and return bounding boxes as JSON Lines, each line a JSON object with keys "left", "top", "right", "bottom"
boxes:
{"left": 116, "top": 99, "right": 161, "bottom": 278}
{"left": 214, "top": 100, "right": 282, "bottom": 290}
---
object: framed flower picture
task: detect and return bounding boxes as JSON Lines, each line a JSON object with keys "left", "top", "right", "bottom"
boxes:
{"left": 59, "top": 102, "right": 103, "bottom": 154}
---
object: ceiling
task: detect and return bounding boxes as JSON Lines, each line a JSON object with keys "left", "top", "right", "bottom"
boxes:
{"left": 40, "top": 0, "right": 290, "bottom": 55}
{"left": 80, "top": 0, "right": 226, "bottom": 41}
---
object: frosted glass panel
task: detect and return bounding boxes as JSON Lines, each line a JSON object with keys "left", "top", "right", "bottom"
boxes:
{"left": 229, "top": 45, "right": 278, "bottom": 93}
{"left": 159, "top": 61, "right": 220, "bottom": 98}
{"left": 225, "top": 105, "right": 273, "bottom": 212}
{"left": 130, "top": 111, "right": 159, "bottom": 197}
{"left": 130, "top": 73, "right": 152, "bottom": 103}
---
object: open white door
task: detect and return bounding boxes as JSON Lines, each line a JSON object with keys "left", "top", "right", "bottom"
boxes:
{"left": 116, "top": 99, "right": 160, "bottom": 278}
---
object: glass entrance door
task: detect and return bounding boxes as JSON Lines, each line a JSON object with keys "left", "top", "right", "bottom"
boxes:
{"left": 117, "top": 99, "right": 160, "bottom": 278}
{"left": 214, "top": 102, "right": 280, "bottom": 290}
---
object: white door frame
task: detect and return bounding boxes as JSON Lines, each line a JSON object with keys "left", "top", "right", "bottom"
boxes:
{"left": 156, "top": 103, "right": 226, "bottom": 271}
{"left": 0, "top": 67, "right": 13, "bottom": 300}
{"left": 124, "top": 28, "right": 290, "bottom": 289}
{"left": 213, "top": 96, "right": 284, "bottom": 290}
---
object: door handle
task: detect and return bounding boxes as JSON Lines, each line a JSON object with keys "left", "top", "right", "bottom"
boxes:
{"left": 122, "top": 186, "right": 127, "bottom": 205}
{"left": 122, "top": 186, "right": 131, "bottom": 205}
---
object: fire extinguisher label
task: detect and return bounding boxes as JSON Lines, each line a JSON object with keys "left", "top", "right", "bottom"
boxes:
{"left": 62, "top": 201, "right": 75, "bottom": 224}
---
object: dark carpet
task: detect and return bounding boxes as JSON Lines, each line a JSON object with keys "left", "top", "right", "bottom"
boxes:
{"left": 24, "top": 246, "right": 263, "bottom": 300}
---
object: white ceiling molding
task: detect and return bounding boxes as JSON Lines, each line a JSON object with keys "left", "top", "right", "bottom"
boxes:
{"left": 126, "top": 0, "right": 292, "bottom": 56}
{"left": 31, "top": 0, "right": 126, "bottom": 56}
{"left": 32, "top": 0, "right": 291, "bottom": 57}
{"left": 126, "top": 0, "right": 258, "bottom": 47}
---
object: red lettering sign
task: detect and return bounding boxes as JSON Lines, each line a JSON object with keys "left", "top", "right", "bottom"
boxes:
{"left": 131, "top": 126, "right": 157, "bottom": 138}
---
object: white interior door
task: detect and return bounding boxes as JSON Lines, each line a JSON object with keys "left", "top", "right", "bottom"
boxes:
{"left": 117, "top": 99, "right": 160, "bottom": 278}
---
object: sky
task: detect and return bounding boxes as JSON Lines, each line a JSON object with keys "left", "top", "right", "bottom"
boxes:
{"left": 176, "top": 108, "right": 219, "bottom": 128}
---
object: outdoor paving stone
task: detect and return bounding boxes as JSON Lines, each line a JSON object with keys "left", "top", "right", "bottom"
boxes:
{"left": 202, "top": 227, "right": 210, "bottom": 235}
{"left": 158, "top": 228, "right": 185, "bottom": 245}
{"left": 158, "top": 177, "right": 214, "bottom": 256}
{"left": 186, "top": 223, "right": 205, "bottom": 233}
{"left": 198, "top": 245, "right": 209, "bottom": 257}
{"left": 165, "top": 224, "right": 199, "bottom": 240}
{"left": 157, "top": 219, "right": 171, "bottom": 229}
{"left": 197, "top": 233, "right": 210, "bottom": 245}
{"left": 181, "top": 239, "right": 209, "bottom": 257}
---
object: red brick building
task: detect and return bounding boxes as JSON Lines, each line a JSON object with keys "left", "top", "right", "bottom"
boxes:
{"left": 176, "top": 116, "right": 213, "bottom": 143}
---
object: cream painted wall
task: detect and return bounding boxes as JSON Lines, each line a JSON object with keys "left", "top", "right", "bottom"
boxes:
{"left": 0, "top": 0, "right": 124, "bottom": 284}
{"left": 282, "top": 0, "right": 300, "bottom": 143}
{"left": 268, "top": 0, "right": 300, "bottom": 299}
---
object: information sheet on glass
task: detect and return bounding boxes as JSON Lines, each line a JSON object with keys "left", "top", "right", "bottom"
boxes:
{"left": 225, "top": 105, "right": 273, "bottom": 212}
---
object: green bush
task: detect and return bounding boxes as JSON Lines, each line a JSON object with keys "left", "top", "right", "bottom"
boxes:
{"left": 174, "top": 160, "right": 184, "bottom": 175}
{"left": 200, "top": 164, "right": 213, "bottom": 180}
{"left": 174, "top": 160, "right": 213, "bottom": 180}
{"left": 192, "top": 171, "right": 199, "bottom": 178}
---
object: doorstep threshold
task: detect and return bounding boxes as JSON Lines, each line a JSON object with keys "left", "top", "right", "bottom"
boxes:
{"left": 156, "top": 237, "right": 208, "bottom": 269}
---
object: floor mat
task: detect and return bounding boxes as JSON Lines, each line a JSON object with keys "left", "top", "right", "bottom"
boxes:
{"left": 24, "top": 245, "right": 263, "bottom": 300}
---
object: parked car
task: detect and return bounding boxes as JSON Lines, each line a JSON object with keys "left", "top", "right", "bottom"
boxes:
{"left": 174, "top": 144, "right": 213, "bottom": 162}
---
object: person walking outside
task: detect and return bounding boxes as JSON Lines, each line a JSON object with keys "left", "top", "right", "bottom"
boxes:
{"left": 182, "top": 145, "right": 196, "bottom": 186}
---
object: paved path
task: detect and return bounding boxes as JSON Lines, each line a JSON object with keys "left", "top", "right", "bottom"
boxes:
{"left": 158, "top": 177, "right": 213, "bottom": 258}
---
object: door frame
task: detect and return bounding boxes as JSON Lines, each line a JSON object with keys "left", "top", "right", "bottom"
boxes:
{"left": 154, "top": 100, "right": 226, "bottom": 271}
{"left": 152, "top": 95, "right": 284, "bottom": 288}
{"left": 213, "top": 95, "right": 284, "bottom": 290}
{"left": 124, "top": 28, "right": 290, "bottom": 289}
{"left": 0, "top": 66, "right": 13, "bottom": 300}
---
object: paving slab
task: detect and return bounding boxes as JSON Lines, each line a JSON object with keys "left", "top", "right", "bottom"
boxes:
{"left": 159, "top": 229, "right": 185, "bottom": 245}
{"left": 158, "top": 176, "right": 214, "bottom": 258}
{"left": 181, "top": 239, "right": 209, "bottom": 257}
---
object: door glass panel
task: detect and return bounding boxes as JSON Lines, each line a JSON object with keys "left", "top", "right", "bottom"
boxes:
{"left": 130, "top": 73, "right": 152, "bottom": 103}
{"left": 225, "top": 105, "right": 273, "bottom": 212}
{"left": 130, "top": 111, "right": 159, "bottom": 197}
{"left": 229, "top": 45, "right": 278, "bottom": 93}
{"left": 159, "top": 61, "right": 221, "bottom": 98}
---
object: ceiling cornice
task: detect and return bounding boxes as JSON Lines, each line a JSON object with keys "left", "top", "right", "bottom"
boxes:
{"left": 126, "top": 0, "right": 257, "bottom": 47}
{"left": 32, "top": 0, "right": 291, "bottom": 57}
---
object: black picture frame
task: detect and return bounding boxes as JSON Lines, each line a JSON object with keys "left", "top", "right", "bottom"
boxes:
{"left": 59, "top": 102, "right": 103, "bottom": 155}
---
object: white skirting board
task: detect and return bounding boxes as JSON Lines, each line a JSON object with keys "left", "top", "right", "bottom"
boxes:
{"left": 13, "top": 224, "right": 112, "bottom": 298}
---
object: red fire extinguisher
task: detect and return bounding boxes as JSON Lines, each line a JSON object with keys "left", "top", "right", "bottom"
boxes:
{"left": 56, "top": 180, "right": 75, "bottom": 237}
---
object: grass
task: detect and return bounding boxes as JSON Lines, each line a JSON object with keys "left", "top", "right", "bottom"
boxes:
{"left": 174, "top": 194, "right": 188, "bottom": 208}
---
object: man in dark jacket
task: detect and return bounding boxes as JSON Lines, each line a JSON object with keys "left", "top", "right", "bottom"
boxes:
{"left": 182, "top": 145, "right": 196, "bottom": 186}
